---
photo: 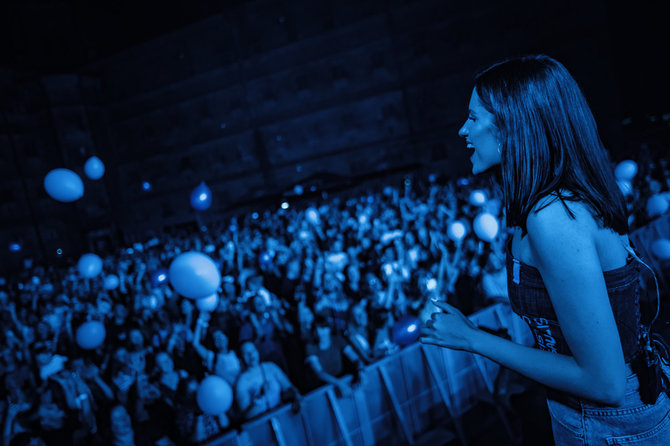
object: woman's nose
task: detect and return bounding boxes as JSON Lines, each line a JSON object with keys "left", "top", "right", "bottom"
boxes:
{"left": 458, "top": 124, "right": 468, "bottom": 137}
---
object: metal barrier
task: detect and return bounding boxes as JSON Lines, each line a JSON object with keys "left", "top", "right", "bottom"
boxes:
{"left": 204, "top": 303, "right": 533, "bottom": 446}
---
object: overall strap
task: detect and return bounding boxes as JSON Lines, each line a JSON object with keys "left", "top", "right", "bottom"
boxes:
{"left": 622, "top": 238, "right": 661, "bottom": 329}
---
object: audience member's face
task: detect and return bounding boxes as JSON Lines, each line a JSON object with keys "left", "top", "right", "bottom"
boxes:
{"left": 347, "top": 265, "right": 360, "bottom": 287}
{"left": 241, "top": 342, "right": 260, "bottom": 368}
{"left": 298, "top": 304, "right": 314, "bottom": 327}
{"left": 115, "top": 347, "right": 129, "bottom": 364}
{"left": 1, "top": 348, "right": 15, "bottom": 372}
{"left": 181, "top": 300, "right": 193, "bottom": 315}
{"left": 353, "top": 304, "right": 368, "bottom": 327}
{"left": 316, "top": 325, "right": 331, "bottom": 342}
{"left": 213, "top": 330, "right": 228, "bottom": 351}
{"left": 155, "top": 352, "right": 174, "bottom": 374}
{"left": 253, "top": 295, "right": 267, "bottom": 314}
{"left": 38, "top": 393, "right": 65, "bottom": 430}
{"left": 129, "top": 329, "right": 144, "bottom": 348}
{"left": 114, "top": 304, "right": 128, "bottom": 323}
{"left": 97, "top": 297, "right": 112, "bottom": 316}
{"left": 36, "top": 321, "right": 51, "bottom": 340}
{"left": 286, "top": 260, "right": 301, "bottom": 280}
{"left": 110, "top": 405, "right": 132, "bottom": 436}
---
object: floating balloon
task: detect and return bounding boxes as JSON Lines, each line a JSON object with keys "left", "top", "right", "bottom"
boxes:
{"left": 84, "top": 156, "right": 105, "bottom": 180}
{"left": 258, "top": 251, "right": 273, "bottom": 268}
{"left": 306, "top": 207, "right": 320, "bottom": 225}
{"left": 197, "top": 375, "right": 233, "bottom": 414}
{"left": 169, "top": 252, "right": 221, "bottom": 299}
{"left": 473, "top": 213, "right": 499, "bottom": 242}
{"left": 151, "top": 268, "right": 169, "bottom": 287}
{"left": 195, "top": 294, "right": 219, "bottom": 312}
{"left": 77, "top": 253, "right": 103, "bottom": 278}
{"left": 392, "top": 315, "right": 421, "bottom": 347}
{"left": 447, "top": 221, "right": 467, "bottom": 242}
{"left": 190, "top": 182, "right": 212, "bottom": 211}
{"left": 469, "top": 190, "right": 486, "bottom": 206}
{"left": 103, "top": 274, "right": 119, "bottom": 290}
{"left": 651, "top": 239, "right": 670, "bottom": 260}
{"left": 646, "top": 194, "right": 669, "bottom": 218}
{"left": 615, "top": 160, "right": 638, "bottom": 181}
{"left": 76, "top": 321, "right": 106, "bottom": 350}
{"left": 617, "top": 180, "right": 633, "bottom": 197}
{"left": 44, "top": 168, "right": 84, "bottom": 202}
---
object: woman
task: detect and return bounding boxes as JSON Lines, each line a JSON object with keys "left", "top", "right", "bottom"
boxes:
{"left": 192, "top": 313, "right": 241, "bottom": 387}
{"left": 421, "top": 55, "right": 670, "bottom": 445}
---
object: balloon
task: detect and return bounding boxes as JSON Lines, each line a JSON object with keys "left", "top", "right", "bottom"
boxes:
{"left": 447, "top": 221, "right": 467, "bottom": 241}
{"left": 83, "top": 156, "right": 105, "bottom": 180}
{"left": 646, "top": 194, "right": 669, "bottom": 218}
{"left": 103, "top": 274, "right": 119, "bottom": 290}
{"left": 190, "top": 182, "right": 212, "bottom": 211}
{"left": 469, "top": 190, "right": 486, "bottom": 206}
{"left": 195, "top": 293, "right": 219, "bottom": 312}
{"left": 169, "top": 252, "right": 221, "bottom": 299}
{"left": 151, "top": 268, "right": 169, "bottom": 287}
{"left": 44, "top": 168, "right": 84, "bottom": 202}
{"left": 615, "top": 160, "right": 638, "bottom": 181}
{"left": 473, "top": 213, "right": 499, "bottom": 242}
{"left": 76, "top": 321, "right": 106, "bottom": 350}
{"left": 197, "top": 375, "right": 233, "bottom": 414}
{"left": 306, "top": 207, "right": 320, "bottom": 225}
{"left": 258, "top": 251, "right": 273, "bottom": 268}
{"left": 77, "top": 253, "right": 103, "bottom": 278}
{"left": 392, "top": 315, "right": 421, "bottom": 347}
{"left": 651, "top": 239, "right": 670, "bottom": 260}
{"left": 617, "top": 180, "right": 633, "bottom": 197}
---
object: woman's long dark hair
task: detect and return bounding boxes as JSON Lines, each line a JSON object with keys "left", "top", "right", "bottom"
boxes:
{"left": 474, "top": 55, "right": 628, "bottom": 235}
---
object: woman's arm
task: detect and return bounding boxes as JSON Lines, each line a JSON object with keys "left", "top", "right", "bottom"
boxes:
{"left": 422, "top": 200, "right": 627, "bottom": 406}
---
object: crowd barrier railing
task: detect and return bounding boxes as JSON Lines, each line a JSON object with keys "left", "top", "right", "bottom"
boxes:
{"left": 203, "top": 303, "right": 534, "bottom": 446}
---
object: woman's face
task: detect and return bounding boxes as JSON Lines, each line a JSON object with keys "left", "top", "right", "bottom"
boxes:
{"left": 241, "top": 342, "right": 259, "bottom": 368}
{"left": 129, "top": 329, "right": 144, "bottom": 348}
{"left": 155, "top": 352, "right": 174, "bottom": 374}
{"left": 353, "top": 304, "right": 368, "bottom": 327}
{"left": 213, "top": 330, "right": 228, "bottom": 351}
{"left": 459, "top": 87, "right": 501, "bottom": 175}
{"left": 347, "top": 265, "right": 360, "bottom": 286}
{"left": 316, "top": 325, "right": 331, "bottom": 342}
{"left": 115, "top": 348, "right": 129, "bottom": 364}
{"left": 110, "top": 405, "right": 132, "bottom": 435}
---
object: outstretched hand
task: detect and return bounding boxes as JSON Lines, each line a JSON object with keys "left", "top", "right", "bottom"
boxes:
{"left": 420, "top": 299, "right": 479, "bottom": 352}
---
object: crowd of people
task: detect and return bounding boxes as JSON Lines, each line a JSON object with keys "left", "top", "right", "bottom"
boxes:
{"left": 1, "top": 151, "right": 668, "bottom": 445}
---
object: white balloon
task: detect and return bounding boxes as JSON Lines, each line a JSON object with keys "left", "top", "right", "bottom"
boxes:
{"left": 473, "top": 213, "right": 499, "bottom": 242}
{"left": 614, "top": 160, "right": 638, "bottom": 181}
{"left": 306, "top": 207, "right": 320, "bottom": 224}
{"left": 195, "top": 293, "right": 219, "bottom": 312}
{"left": 84, "top": 156, "right": 105, "bottom": 180}
{"left": 617, "top": 180, "right": 633, "bottom": 197}
{"left": 651, "top": 239, "right": 670, "bottom": 260}
{"left": 469, "top": 190, "right": 487, "bottom": 206}
{"left": 447, "top": 221, "right": 466, "bottom": 241}
{"left": 646, "top": 194, "right": 669, "bottom": 218}
{"left": 168, "top": 252, "right": 221, "bottom": 299}
{"left": 77, "top": 253, "right": 103, "bottom": 278}
{"left": 44, "top": 168, "right": 84, "bottom": 202}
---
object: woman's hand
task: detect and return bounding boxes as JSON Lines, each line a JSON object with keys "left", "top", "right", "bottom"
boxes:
{"left": 420, "top": 299, "right": 479, "bottom": 352}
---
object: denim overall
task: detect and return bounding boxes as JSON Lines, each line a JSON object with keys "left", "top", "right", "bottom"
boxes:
{"left": 505, "top": 236, "right": 670, "bottom": 445}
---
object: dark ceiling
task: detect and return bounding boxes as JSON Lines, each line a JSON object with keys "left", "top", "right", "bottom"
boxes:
{"left": 1, "top": 0, "right": 669, "bottom": 116}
